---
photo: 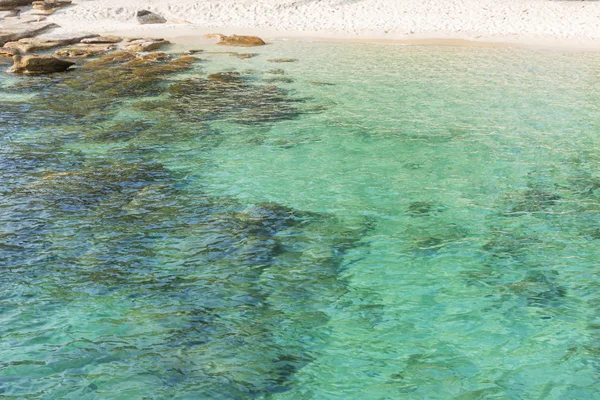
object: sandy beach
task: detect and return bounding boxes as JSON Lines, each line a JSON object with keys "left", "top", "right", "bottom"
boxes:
{"left": 28, "top": 0, "right": 599, "bottom": 48}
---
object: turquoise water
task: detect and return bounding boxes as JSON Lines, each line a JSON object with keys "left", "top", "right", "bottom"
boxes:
{"left": 1, "top": 41, "right": 599, "bottom": 399}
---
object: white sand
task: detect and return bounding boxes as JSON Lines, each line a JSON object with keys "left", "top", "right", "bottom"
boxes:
{"left": 42, "top": 0, "right": 600, "bottom": 47}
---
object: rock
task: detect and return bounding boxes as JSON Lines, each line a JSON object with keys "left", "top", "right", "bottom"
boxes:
{"left": 184, "top": 49, "right": 203, "bottom": 54}
{"left": 207, "top": 72, "right": 242, "bottom": 83}
{"left": 82, "top": 50, "right": 136, "bottom": 68}
{"left": 8, "top": 53, "right": 75, "bottom": 74}
{"left": 212, "top": 34, "right": 266, "bottom": 47}
{"left": 136, "top": 9, "right": 166, "bottom": 25}
{"left": 235, "top": 53, "right": 259, "bottom": 59}
{"left": 263, "top": 76, "right": 294, "bottom": 84}
{"left": 0, "top": 21, "right": 58, "bottom": 46}
{"left": 0, "top": 0, "right": 33, "bottom": 10}
{"left": 124, "top": 38, "right": 169, "bottom": 52}
{"left": 137, "top": 52, "right": 171, "bottom": 62}
{"left": 0, "top": 47, "right": 17, "bottom": 57}
{"left": 31, "top": 0, "right": 72, "bottom": 15}
{"left": 170, "top": 56, "right": 202, "bottom": 66}
{"left": 3, "top": 33, "right": 98, "bottom": 53}
{"left": 308, "top": 81, "right": 335, "bottom": 86}
{"left": 54, "top": 44, "right": 115, "bottom": 58}
{"left": 203, "top": 51, "right": 259, "bottom": 59}
{"left": 266, "top": 69, "right": 285, "bottom": 75}
{"left": 267, "top": 58, "right": 298, "bottom": 63}
{"left": 80, "top": 35, "right": 122, "bottom": 44}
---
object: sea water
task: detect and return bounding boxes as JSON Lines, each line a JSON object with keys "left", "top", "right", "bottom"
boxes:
{"left": 0, "top": 40, "right": 599, "bottom": 399}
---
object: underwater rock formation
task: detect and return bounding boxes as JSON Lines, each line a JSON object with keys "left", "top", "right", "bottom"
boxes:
{"left": 268, "top": 58, "right": 299, "bottom": 63}
{"left": 137, "top": 74, "right": 307, "bottom": 125}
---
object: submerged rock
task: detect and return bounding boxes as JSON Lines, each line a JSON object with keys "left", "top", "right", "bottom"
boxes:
{"left": 263, "top": 76, "right": 294, "bottom": 84}
{"left": 267, "top": 58, "right": 298, "bottom": 63}
{"left": 308, "top": 80, "right": 335, "bottom": 86}
{"left": 8, "top": 53, "right": 75, "bottom": 74}
{"left": 137, "top": 73, "right": 308, "bottom": 125}
{"left": 82, "top": 50, "right": 136, "bottom": 68}
{"left": 505, "top": 189, "right": 561, "bottom": 215}
{"left": 207, "top": 71, "right": 242, "bottom": 83}
{"left": 405, "top": 201, "right": 445, "bottom": 216}
{"left": 136, "top": 9, "right": 166, "bottom": 25}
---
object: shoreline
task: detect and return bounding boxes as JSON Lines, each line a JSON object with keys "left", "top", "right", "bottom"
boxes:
{"left": 103, "top": 26, "right": 600, "bottom": 52}
{"left": 3, "top": 0, "right": 600, "bottom": 53}
{"left": 34, "top": 0, "right": 599, "bottom": 52}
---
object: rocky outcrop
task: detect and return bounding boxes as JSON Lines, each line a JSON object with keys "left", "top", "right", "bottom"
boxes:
{"left": 0, "top": 0, "right": 33, "bottom": 10}
{"left": 0, "top": 46, "right": 17, "bottom": 57}
{"left": 31, "top": 0, "right": 72, "bottom": 15}
{"left": 136, "top": 9, "right": 166, "bottom": 24}
{"left": 3, "top": 33, "right": 98, "bottom": 53}
{"left": 205, "top": 34, "right": 266, "bottom": 47}
{"left": 81, "top": 35, "right": 122, "bottom": 44}
{"left": 54, "top": 44, "right": 116, "bottom": 58}
{"left": 0, "top": 21, "right": 59, "bottom": 46}
{"left": 124, "top": 38, "right": 170, "bottom": 52}
{"left": 8, "top": 53, "right": 75, "bottom": 74}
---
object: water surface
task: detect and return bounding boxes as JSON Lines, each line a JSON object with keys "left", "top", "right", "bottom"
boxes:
{"left": 1, "top": 41, "right": 599, "bottom": 399}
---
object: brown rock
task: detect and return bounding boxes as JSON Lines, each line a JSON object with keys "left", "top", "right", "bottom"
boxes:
{"left": 31, "top": 0, "right": 72, "bottom": 15}
{"left": 54, "top": 44, "right": 115, "bottom": 58}
{"left": 80, "top": 35, "right": 122, "bottom": 44}
{"left": 138, "top": 52, "right": 171, "bottom": 62}
{"left": 170, "top": 56, "right": 202, "bottom": 66}
{"left": 208, "top": 71, "right": 242, "bottom": 83}
{"left": 8, "top": 53, "right": 75, "bottom": 74}
{"left": 124, "top": 38, "right": 170, "bottom": 52}
{"left": 213, "top": 34, "right": 266, "bottom": 47}
{"left": 235, "top": 53, "right": 259, "bottom": 59}
{"left": 0, "top": 0, "right": 33, "bottom": 10}
{"left": 82, "top": 51, "right": 136, "bottom": 68}
{"left": 0, "top": 47, "right": 17, "bottom": 57}
{"left": 267, "top": 58, "right": 298, "bottom": 63}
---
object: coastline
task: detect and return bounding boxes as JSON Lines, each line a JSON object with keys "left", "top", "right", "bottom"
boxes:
{"left": 37, "top": 0, "right": 600, "bottom": 51}
{"left": 2, "top": 1, "right": 600, "bottom": 51}
{"left": 103, "top": 26, "right": 600, "bottom": 52}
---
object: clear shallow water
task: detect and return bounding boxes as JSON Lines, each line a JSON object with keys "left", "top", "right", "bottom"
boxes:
{"left": 1, "top": 41, "right": 599, "bottom": 399}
